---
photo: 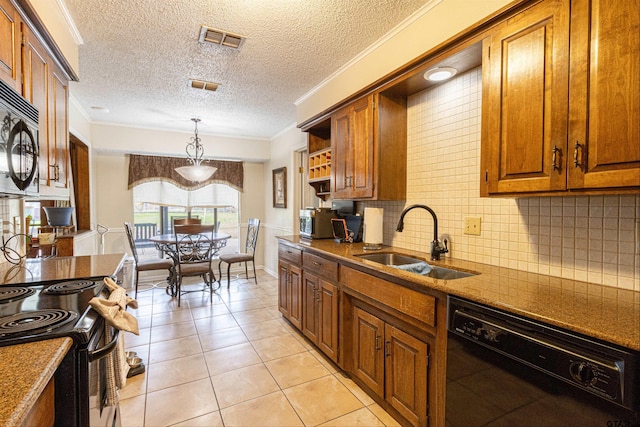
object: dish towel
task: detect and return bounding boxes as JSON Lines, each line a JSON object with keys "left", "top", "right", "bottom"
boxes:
{"left": 89, "top": 277, "right": 140, "bottom": 406}
{"left": 392, "top": 261, "right": 433, "bottom": 275}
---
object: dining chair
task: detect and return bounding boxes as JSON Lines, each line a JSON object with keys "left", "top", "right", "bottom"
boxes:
{"left": 173, "top": 217, "right": 202, "bottom": 226}
{"left": 173, "top": 224, "right": 218, "bottom": 306}
{"left": 124, "top": 222, "right": 174, "bottom": 298}
{"left": 218, "top": 218, "right": 260, "bottom": 287}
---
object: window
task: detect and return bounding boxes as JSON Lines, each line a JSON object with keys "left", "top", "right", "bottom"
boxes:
{"left": 132, "top": 181, "right": 239, "bottom": 258}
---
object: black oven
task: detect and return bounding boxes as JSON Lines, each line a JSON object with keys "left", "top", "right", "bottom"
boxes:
{"left": 446, "top": 296, "right": 640, "bottom": 427}
{"left": 0, "top": 79, "right": 39, "bottom": 197}
{"left": 0, "top": 278, "right": 121, "bottom": 427}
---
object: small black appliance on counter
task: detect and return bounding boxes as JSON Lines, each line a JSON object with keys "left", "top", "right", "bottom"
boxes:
{"left": 299, "top": 207, "right": 336, "bottom": 239}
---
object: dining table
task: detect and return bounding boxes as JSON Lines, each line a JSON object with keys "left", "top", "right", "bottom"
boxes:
{"left": 150, "top": 232, "right": 231, "bottom": 296}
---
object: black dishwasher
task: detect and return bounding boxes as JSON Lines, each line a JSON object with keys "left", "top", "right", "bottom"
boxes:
{"left": 446, "top": 296, "right": 640, "bottom": 427}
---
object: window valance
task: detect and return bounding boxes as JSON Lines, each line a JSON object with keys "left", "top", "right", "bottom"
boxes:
{"left": 127, "top": 154, "right": 244, "bottom": 191}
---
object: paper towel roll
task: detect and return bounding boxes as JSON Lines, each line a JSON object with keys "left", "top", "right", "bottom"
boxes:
{"left": 363, "top": 208, "right": 384, "bottom": 248}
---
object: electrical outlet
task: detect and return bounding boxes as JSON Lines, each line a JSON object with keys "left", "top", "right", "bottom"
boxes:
{"left": 464, "top": 217, "right": 481, "bottom": 235}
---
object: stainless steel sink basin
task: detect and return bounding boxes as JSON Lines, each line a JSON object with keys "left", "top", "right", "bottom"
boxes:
{"left": 427, "top": 266, "right": 475, "bottom": 280}
{"left": 354, "top": 252, "right": 424, "bottom": 266}
{"left": 354, "top": 252, "right": 477, "bottom": 280}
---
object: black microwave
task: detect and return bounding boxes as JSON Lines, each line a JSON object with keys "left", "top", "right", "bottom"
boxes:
{"left": 0, "top": 79, "right": 39, "bottom": 197}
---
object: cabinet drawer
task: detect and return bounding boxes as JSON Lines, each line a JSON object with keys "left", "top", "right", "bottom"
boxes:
{"left": 278, "top": 243, "right": 302, "bottom": 265}
{"left": 303, "top": 252, "right": 338, "bottom": 281}
{"left": 341, "top": 267, "right": 435, "bottom": 327}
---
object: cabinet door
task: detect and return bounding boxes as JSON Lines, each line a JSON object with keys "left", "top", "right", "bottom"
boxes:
{"left": 50, "top": 66, "right": 69, "bottom": 190}
{"left": 482, "top": 0, "right": 570, "bottom": 195}
{"left": 318, "top": 280, "right": 338, "bottom": 363}
{"left": 567, "top": 0, "right": 640, "bottom": 189}
{"left": 22, "top": 24, "right": 50, "bottom": 186}
{"left": 349, "top": 95, "right": 374, "bottom": 198}
{"left": 331, "top": 96, "right": 374, "bottom": 199}
{"left": 278, "top": 261, "right": 291, "bottom": 319}
{"left": 288, "top": 263, "right": 303, "bottom": 329}
{"left": 353, "top": 307, "right": 385, "bottom": 397}
{"left": 385, "top": 324, "right": 428, "bottom": 427}
{"left": 332, "top": 104, "right": 351, "bottom": 197}
{"left": 302, "top": 271, "right": 320, "bottom": 343}
{"left": 0, "top": 0, "right": 21, "bottom": 92}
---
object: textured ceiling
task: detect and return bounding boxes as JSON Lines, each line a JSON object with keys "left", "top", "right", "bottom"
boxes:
{"left": 63, "top": 0, "right": 430, "bottom": 140}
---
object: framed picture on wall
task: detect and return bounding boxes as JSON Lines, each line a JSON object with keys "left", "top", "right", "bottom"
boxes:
{"left": 272, "top": 167, "right": 287, "bottom": 208}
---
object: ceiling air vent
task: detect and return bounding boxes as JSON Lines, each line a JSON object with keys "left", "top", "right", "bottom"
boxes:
{"left": 190, "top": 79, "right": 219, "bottom": 92}
{"left": 198, "top": 25, "right": 246, "bottom": 50}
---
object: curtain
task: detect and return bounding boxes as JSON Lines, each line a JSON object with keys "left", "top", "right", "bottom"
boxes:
{"left": 127, "top": 154, "right": 243, "bottom": 191}
{"left": 132, "top": 181, "right": 238, "bottom": 209}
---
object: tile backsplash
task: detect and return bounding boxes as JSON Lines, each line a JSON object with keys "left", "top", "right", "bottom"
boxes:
{"left": 363, "top": 67, "right": 639, "bottom": 291}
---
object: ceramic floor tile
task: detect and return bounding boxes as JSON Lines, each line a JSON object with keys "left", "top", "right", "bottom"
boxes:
{"left": 148, "top": 335, "right": 203, "bottom": 364}
{"left": 309, "top": 348, "right": 339, "bottom": 374}
{"left": 119, "top": 394, "right": 146, "bottom": 427}
{"left": 145, "top": 378, "right": 218, "bottom": 426}
{"left": 220, "top": 391, "right": 304, "bottom": 427}
{"left": 151, "top": 309, "right": 193, "bottom": 327}
{"left": 232, "top": 307, "right": 277, "bottom": 326}
{"left": 225, "top": 298, "right": 266, "bottom": 313}
{"left": 149, "top": 320, "right": 197, "bottom": 343}
{"left": 203, "top": 342, "right": 262, "bottom": 376}
{"left": 135, "top": 314, "right": 153, "bottom": 329}
{"left": 319, "top": 407, "right": 386, "bottom": 426}
{"left": 199, "top": 326, "right": 248, "bottom": 351}
{"left": 367, "top": 403, "right": 402, "bottom": 427}
{"left": 251, "top": 334, "right": 307, "bottom": 361}
{"left": 119, "top": 370, "right": 147, "bottom": 400}
{"left": 171, "top": 411, "right": 224, "bottom": 427}
{"left": 220, "top": 290, "right": 256, "bottom": 302}
{"left": 334, "top": 371, "right": 375, "bottom": 406}
{"left": 190, "top": 303, "right": 230, "bottom": 319}
{"left": 194, "top": 313, "right": 239, "bottom": 333}
{"left": 283, "top": 375, "right": 364, "bottom": 426}
{"left": 125, "top": 327, "right": 150, "bottom": 347}
{"left": 146, "top": 353, "right": 209, "bottom": 392}
{"left": 211, "top": 363, "right": 280, "bottom": 408}
{"left": 240, "top": 318, "right": 291, "bottom": 341}
{"left": 265, "top": 351, "right": 331, "bottom": 389}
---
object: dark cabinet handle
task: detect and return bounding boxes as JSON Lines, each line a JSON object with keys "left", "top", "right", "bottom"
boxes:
{"left": 552, "top": 145, "right": 561, "bottom": 172}
{"left": 375, "top": 335, "right": 381, "bottom": 351}
{"left": 573, "top": 142, "right": 582, "bottom": 168}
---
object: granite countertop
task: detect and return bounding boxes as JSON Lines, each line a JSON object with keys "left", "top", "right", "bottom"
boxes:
{"left": 279, "top": 236, "right": 640, "bottom": 351}
{"left": 0, "top": 253, "right": 127, "bottom": 285}
{"left": 0, "top": 338, "right": 72, "bottom": 427}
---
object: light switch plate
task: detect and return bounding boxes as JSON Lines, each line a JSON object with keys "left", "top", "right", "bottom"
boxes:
{"left": 464, "top": 217, "right": 481, "bottom": 235}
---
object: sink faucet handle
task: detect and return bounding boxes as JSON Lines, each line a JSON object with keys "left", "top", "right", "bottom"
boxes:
{"left": 443, "top": 239, "right": 448, "bottom": 252}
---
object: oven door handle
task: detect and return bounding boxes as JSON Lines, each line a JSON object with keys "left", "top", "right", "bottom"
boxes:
{"left": 88, "top": 328, "right": 120, "bottom": 362}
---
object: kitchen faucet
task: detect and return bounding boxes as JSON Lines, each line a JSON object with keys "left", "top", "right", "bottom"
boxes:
{"left": 396, "top": 204, "right": 448, "bottom": 261}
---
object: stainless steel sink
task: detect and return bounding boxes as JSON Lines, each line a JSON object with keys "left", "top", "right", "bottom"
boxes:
{"left": 354, "top": 252, "right": 424, "bottom": 266}
{"left": 427, "top": 266, "right": 475, "bottom": 280}
{"left": 354, "top": 252, "right": 477, "bottom": 280}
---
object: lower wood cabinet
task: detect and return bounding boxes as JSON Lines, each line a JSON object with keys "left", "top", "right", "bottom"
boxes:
{"left": 353, "top": 306, "right": 429, "bottom": 427}
{"left": 302, "top": 270, "right": 339, "bottom": 363}
{"left": 277, "top": 244, "right": 303, "bottom": 329}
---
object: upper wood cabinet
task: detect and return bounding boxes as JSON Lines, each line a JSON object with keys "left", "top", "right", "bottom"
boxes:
{"left": 46, "top": 64, "right": 69, "bottom": 194}
{"left": 482, "top": 0, "right": 640, "bottom": 196}
{"left": 331, "top": 92, "right": 407, "bottom": 200}
{"left": 567, "top": 0, "right": 640, "bottom": 190}
{"left": 0, "top": 0, "right": 21, "bottom": 92}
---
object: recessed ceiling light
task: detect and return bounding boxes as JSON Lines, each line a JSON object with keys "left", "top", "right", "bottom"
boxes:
{"left": 423, "top": 67, "right": 458, "bottom": 82}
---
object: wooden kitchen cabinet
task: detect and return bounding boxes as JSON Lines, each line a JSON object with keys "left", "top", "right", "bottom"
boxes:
{"left": 0, "top": 0, "right": 21, "bottom": 92}
{"left": 353, "top": 306, "right": 429, "bottom": 427}
{"left": 278, "top": 243, "right": 303, "bottom": 329}
{"left": 482, "top": 0, "right": 639, "bottom": 196}
{"left": 302, "top": 251, "right": 339, "bottom": 363}
{"left": 331, "top": 92, "right": 407, "bottom": 200}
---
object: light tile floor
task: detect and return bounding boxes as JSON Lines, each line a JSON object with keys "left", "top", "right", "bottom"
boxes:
{"left": 120, "top": 270, "right": 401, "bottom": 427}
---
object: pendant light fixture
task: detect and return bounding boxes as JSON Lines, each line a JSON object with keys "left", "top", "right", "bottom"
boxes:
{"left": 175, "top": 118, "right": 217, "bottom": 182}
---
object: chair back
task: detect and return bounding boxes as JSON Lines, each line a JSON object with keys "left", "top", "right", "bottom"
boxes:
{"left": 173, "top": 217, "right": 202, "bottom": 226}
{"left": 244, "top": 218, "right": 260, "bottom": 255}
{"left": 174, "top": 224, "right": 215, "bottom": 264}
{"left": 123, "top": 222, "right": 140, "bottom": 263}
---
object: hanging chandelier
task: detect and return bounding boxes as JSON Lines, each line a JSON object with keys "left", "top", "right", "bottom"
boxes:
{"left": 175, "top": 118, "right": 217, "bottom": 182}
